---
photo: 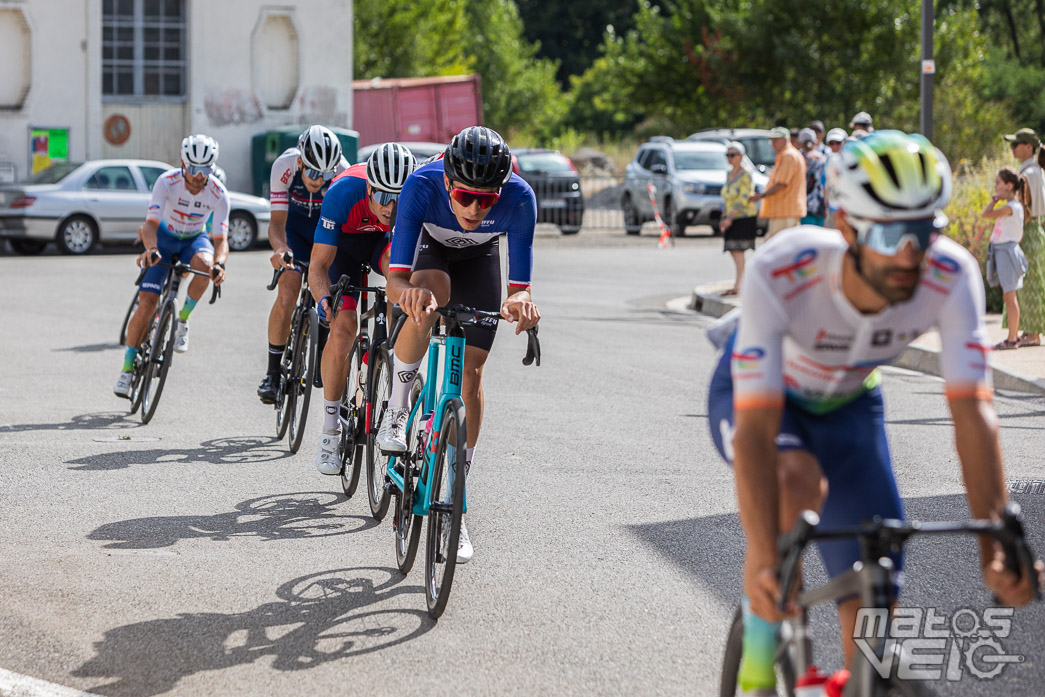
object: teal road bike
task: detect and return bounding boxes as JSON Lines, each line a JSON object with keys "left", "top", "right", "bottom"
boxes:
{"left": 380, "top": 303, "right": 540, "bottom": 618}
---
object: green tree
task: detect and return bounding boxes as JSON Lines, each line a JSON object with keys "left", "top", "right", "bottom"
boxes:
{"left": 353, "top": 0, "right": 471, "bottom": 79}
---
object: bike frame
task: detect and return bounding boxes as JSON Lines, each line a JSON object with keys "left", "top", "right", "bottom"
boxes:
{"left": 385, "top": 320, "right": 468, "bottom": 517}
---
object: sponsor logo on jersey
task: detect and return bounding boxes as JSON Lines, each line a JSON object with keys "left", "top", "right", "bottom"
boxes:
{"left": 872, "top": 329, "right": 893, "bottom": 346}
{"left": 480, "top": 219, "right": 496, "bottom": 226}
{"left": 444, "top": 236, "right": 479, "bottom": 248}
{"left": 321, "top": 217, "right": 335, "bottom": 230}
{"left": 928, "top": 255, "right": 959, "bottom": 282}
{"left": 732, "top": 346, "right": 765, "bottom": 370}
{"left": 281, "top": 169, "right": 291, "bottom": 185}
{"left": 814, "top": 329, "right": 853, "bottom": 351}
{"left": 171, "top": 209, "right": 206, "bottom": 223}
{"left": 194, "top": 201, "right": 202, "bottom": 208}
{"left": 178, "top": 198, "right": 190, "bottom": 206}
{"left": 771, "top": 248, "right": 818, "bottom": 282}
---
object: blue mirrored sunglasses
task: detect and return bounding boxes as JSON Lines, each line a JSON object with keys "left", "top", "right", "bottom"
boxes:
{"left": 185, "top": 164, "right": 213, "bottom": 177}
{"left": 371, "top": 189, "right": 399, "bottom": 206}
{"left": 304, "top": 167, "right": 335, "bottom": 181}
{"left": 851, "top": 217, "right": 941, "bottom": 255}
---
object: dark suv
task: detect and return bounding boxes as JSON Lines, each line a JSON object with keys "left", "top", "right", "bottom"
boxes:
{"left": 511, "top": 149, "right": 584, "bottom": 235}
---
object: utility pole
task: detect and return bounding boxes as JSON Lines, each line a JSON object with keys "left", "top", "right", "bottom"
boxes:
{"left": 920, "top": 0, "right": 934, "bottom": 140}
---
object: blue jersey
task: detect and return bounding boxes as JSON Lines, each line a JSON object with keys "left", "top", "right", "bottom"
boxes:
{"left": 389, "top": 160, "right": 537, "bottom": 289}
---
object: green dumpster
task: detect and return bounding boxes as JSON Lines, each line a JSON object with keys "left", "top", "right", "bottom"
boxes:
{"left": 251, "top": 127, "right": 359, "bottom": 197}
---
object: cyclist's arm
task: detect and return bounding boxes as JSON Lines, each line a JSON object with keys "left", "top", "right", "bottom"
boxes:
{"left": 268, "top": 154, "right": 294, "bottom": 257}
{"left": 267, "top": 210, "right": 289, "bottom": 255}
{"left": 139, "top": 218, "right": 160, "bottom": 254}
{"left": 501, "top": 190, "right": 539, "bottom": 331}
{"left": 386, "top": 174, "right": 429, "bottom": 311}
{"left": 310, "top": 183, "right": 352, "bottom": 308}
{"left": 309, "top": 242, "right": 336, "bottom": 307}
{"left": 142, "top": 174, "right": 169, "bottom": 253}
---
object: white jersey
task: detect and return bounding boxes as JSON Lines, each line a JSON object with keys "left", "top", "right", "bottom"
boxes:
{"left": 147, "top": 168, "right": 230, "bottom": 240}
{"left": 725, "top": 226, "right": 992, "bottom": 413}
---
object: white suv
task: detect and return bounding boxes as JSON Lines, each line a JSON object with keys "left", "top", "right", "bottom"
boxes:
{"left": 620, "top": 138, "right": 767, "bottom": 236}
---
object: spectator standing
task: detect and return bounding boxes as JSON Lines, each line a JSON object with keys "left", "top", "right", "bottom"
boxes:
{"left": 789, "top": 128, "right": 802, "bottom": 150}
{"left": 982, "top": 167, "right": 1028, "bottom": 349}
{"left": 810, "top": 120, "right": 828, "bottom": 155}
{"left": 823, "top": 128, "right": 848, "bottom": 228}
{"left": 798, "top": 128, "right": 826, "bottom": 226}
{"left": 719, "top": 141, "right": 759, "bottom": 295}
{"left": 750, "top": 126, "right": 806, "bottom": 237}
{"left": 850, "top": 112, "right": 874, "bottom": 138}
{"left": 1004, "top": 128, "right": 1045, "bottom": 345}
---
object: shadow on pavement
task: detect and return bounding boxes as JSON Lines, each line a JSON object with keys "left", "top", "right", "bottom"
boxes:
{"left": 71, "top": 566, "right": 431, "bottom": 697}
{"left": 65, "top": 435, "right": 291, "bottom": 471}
{"left": 2, "top": 411, "right": 140, "bottom": 432}
{"left": 53, "top": 342, "right": 123, "bottom": 353}
{"left": 88, "top": 491, "right": 379, "bottom": 549}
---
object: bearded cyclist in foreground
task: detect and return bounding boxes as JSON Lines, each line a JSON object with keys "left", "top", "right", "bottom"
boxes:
{"left": 257, "top": 125, "right": 348, "bottom": 404}
{"left": 114, "top": 134, "right": 228, "bottom": 397}
{"left": 376, "top": 126, "right": 540, "bottom": 563}
{"left": 312, "top": 142, "right": 417, "bottom": 474}
{"left": 707, "top": 131, "right": 1044, "bottom": 696}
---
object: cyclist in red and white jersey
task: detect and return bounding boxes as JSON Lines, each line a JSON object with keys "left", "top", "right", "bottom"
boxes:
{"left": 707, "top": 131, "right": 1043, "bottom": 696}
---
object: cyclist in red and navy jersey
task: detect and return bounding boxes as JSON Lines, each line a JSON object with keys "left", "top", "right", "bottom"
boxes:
{"left": 258, "top": 126, "right": 349, "bottom": 405}
{"left": 311, "top": 143, "right": 417, "bottom": 474}
{"left": 375, "top": 126, "right": 540, "bottom": 563}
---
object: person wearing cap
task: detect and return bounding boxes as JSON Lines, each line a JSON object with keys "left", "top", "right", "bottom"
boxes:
{"left": 749, "top": 126, "right": 806, "bottom": 237}
{"left": 1004, "top": 127, "right": 1045, "bottom": 345}
{"left": 798, "top": 128, "right": 826, "bottom": 227}
{"left": 720, "top": 141, "right": 759, "bottom": 295}
{"left": 850, "top": 111, "right": 874, "bottom": 138}
{"left": 823, "top": 129, "right": 849, "bottom": 228}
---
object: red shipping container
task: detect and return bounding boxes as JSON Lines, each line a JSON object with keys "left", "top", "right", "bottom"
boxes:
{"left": 352, "top": 75, "right": 483, "bottom": 148}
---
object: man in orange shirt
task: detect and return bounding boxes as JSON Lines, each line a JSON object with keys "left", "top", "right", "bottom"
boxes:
{"left": 750, "top": 126, "right": 806, "bottom": 237}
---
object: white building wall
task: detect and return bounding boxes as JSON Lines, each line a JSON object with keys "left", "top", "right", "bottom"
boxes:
{"left": 0, "top": 0, "right": 353, "bottom": 192}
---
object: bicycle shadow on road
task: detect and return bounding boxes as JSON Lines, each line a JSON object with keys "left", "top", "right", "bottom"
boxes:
{"left": 1, "top": 411, "right": 140, "bottom": 433}
{"left": 71, "top": 566, "right": 431, "bottom": 697}
{"left": 52, "top": 342, "right": 123, "bottom": 353}
{"left": 87, "top": 491, "right": 380, "bottom": 549}
{"left": 65, "top": 435, "right": 292, "bottom": 471}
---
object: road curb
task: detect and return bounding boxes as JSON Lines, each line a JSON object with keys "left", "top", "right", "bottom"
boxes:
{"left": 690, "top": 286, "right": 1045, "bottom": 396}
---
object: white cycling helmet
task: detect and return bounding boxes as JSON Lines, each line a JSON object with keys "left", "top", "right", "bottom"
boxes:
{"left": 298, "top": 125, "right": 343, "bottom": 173}
{"left": 181, "top": 134, "right": 219, "bottom": 168}
{"left": 211, "top": 165, "right": 227, "bottom": 185}
{"left": 825, "top": 130, "right": 952, "bottom": 222}
{"left": 366, "top": 142, "right": 417, "bottom": 193}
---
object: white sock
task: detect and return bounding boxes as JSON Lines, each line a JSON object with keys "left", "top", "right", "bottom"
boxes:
{"left": 389, "top": 352, "right": 421, "bottom": 409}
{"left": 323, "top": 399, "right": 339, "bottom": 433}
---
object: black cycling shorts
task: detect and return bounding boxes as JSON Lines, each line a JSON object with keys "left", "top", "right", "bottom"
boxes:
{"left": 412, "top": 230, "right": 501, "bottom": 352}
{"left": 328, "top": 231, "right": 390, "bottom": 312}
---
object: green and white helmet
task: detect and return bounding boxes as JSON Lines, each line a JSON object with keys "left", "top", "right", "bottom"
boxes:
{"left": 825, "top": 130, "right": 952, "bottom": 221}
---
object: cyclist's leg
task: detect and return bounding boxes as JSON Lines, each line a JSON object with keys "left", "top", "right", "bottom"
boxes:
{"left": 124, "top": 235, "right": 175, "bottom": 349}
{"left": 321, "top": 253, "right": 362, "bottom": 405}
{"left": 800, "top": 385, "right": 903, "bottom": 667}
{"left": 184, "top": 234, "right": 215, "bottom": 305}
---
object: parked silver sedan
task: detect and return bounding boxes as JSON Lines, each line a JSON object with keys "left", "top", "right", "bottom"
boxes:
{"left": 0, "top": 159, "right": 271, "bottom": 255}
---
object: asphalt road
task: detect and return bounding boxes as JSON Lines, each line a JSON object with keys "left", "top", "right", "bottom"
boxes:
{"left": 1, "top": 226, "right": 1044, "bottom": 697}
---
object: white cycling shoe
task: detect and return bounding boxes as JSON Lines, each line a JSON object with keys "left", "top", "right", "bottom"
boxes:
{"left": 457, "top": 518, "right": 473, "bottom": 564}
{"left": 113, "top": 371, "right": 133, "bottom": 398}
{"left": 173, "top": 319, "right": 190, "bottom": 353}
{"left": 376, "top": 407, "right": 410, "bottom": 453}
{"left": 315, "top": 429, "right": 341, "bottom": 475}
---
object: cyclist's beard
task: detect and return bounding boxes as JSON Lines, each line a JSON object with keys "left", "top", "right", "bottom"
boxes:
{"left": 851, "top": 245, "right": 923, "bottom": 305}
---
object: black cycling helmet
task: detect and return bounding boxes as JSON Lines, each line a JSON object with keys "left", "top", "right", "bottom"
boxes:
{"left": 443, "top": 126, "right": 512, "bottom": 189}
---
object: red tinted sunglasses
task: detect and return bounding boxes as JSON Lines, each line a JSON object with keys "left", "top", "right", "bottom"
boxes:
{"left": 449, "top": 186, "right": 500, "bottom": 210}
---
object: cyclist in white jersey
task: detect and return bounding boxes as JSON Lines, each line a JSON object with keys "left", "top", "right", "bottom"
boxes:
{"left": 707, "top": 131, "right": 1043, "bottom": 696}
{"left": 114, "top": 134, "right": 229, "bottom": 397}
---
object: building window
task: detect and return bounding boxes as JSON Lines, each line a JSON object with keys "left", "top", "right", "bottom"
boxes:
{"left": 102, "top": 0, "right": 185, "bottom": 98}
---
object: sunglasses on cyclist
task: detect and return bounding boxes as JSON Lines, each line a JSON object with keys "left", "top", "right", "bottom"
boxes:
{"left": 303, "top": 167, "right": 335, "bottom": 181}
{"left": 371, "top": 189, "right": 399, "bottom": 206}
{"left": 184, "top": 164, "right": 212, "bottom": 177}
{"left": 849, "top": 215, "right": 944, "bottom": 255}
{"left": 449, "top": 186, "right": 500, "bottom": 210}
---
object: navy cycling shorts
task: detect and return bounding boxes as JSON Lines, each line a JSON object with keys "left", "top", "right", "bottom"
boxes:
{"left": 140, "top": 229, "right": 214, "bottom": 295}
{"left": 707, "top": 332, "right": 905, "bottom": 584}
{"left": 285, "top": 222, "right": 314, "bottom": 270}
{"left": 327, "top": 231, "right": 390, "bottom": 313}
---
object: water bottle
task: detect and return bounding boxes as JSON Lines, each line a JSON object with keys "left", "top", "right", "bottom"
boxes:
{"left": 794, "top": 665, "right": 829, "bottom": 697}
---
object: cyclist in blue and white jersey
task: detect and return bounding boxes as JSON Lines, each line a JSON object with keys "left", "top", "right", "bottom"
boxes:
{"left": 707, "top": 131, "right": 1044, "bottom": 696}
{"left": 114, "top": 134, "right": 229, "bottom": 398}
{"left": 375, "top": 126, "right": 540, "bottom": 563}
{"left": 257, "top": 125, "right": 349, "bottom": 404}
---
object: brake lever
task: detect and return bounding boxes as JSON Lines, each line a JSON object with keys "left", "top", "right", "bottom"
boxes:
{"left": 388, "top": 304, "right": 407, "bottom": 348}
{"left": 523, "top": 324, "right": 541, "bottom": 366}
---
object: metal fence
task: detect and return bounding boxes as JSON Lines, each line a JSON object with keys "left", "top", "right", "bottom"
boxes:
{"left": 528, "top": 176, "right": 627, "bottom": 232}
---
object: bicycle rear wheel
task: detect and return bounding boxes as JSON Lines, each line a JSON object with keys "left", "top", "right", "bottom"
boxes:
{"left": 424, "top": 398, "right": 467, "bottom": 619}
{"left": 119, "top": 291, "right": 138, "bottom": 346}
{"left": 339, "top": 337, "right": 366, "bottom": 498}
{"left": 128, "top": 337, "right": 149, "bottom": 415}
{"left": 288, "top": 307, "right": 318, "bottom": 454}
{"left": 275, "top": 320, "right": 297, "bottom": 440}
{"left": 719, "top": 606, "right": 797, "bottom": 697}
{"left": 140, "top": 301, "right": 176, "bottom": 424}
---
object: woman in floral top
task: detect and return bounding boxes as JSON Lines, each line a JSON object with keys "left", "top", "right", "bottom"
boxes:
{"left": 720, "top": 141, "right": 759, "bottom": 295}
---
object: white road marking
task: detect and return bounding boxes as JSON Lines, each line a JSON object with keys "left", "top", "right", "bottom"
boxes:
{"left": 0, "top": 668, "right": 103, "bottom": 697}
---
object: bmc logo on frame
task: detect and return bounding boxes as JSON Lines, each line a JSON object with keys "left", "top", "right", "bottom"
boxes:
{"left": 854, "top": 607, "right": 1023, "bottom": 681}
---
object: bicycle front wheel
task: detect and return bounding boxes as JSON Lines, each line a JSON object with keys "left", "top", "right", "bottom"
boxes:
{"left": 275, "top": 323, "right": 296, "bottom": 440}
{"left": 140, "top": 301, "right": 176, "bottom": 424}
{"left": 366, "top": 347, "right": 394, "bottom": 520}
{"left": 339, "top": 337, "right": 366, "bottom": 498}
{"left": 424, "top": 398, "right": 467, "bottom": 619}
{"left": 288, "top": 307, "right": 318, "bottom": 454}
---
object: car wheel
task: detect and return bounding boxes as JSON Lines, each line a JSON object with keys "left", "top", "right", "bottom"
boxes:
{"left": 665, "top": 198, "right": 685, "bottom": 237}
{"left": 55, "top": 215, "right": 98, "bottom": 255}
{"left": 227, "top": 212, "right": 257, "bottom": 252}
{"left": 9, "top": 239, "right": 48, "bottom": 255}
{"left": 622, "top": 194, "right": 642, "bottom": 235}
{"left": 559, "top": 226, "right": 581, "bottom": 235}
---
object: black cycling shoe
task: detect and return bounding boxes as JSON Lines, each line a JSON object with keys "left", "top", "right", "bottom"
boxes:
{"left": 257, "top": 374, "right": 279, "bottom": 404}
